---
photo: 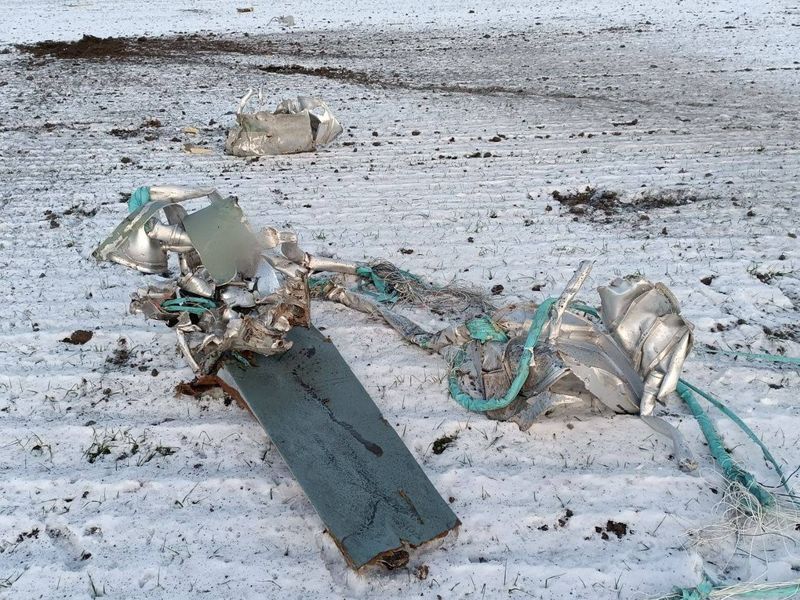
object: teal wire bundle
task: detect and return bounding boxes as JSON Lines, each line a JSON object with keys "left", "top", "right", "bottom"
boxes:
{"left": 676, "top": 381, "right": 775, "bottom": 507}
{"left": 661, "top": 577, "right": 800, "bottom": 600}
{"left": 447, "top": 298, "right": 556, "bottom": 412}
{"left": 351, "top": 263, "right": 796, "bottom": 508}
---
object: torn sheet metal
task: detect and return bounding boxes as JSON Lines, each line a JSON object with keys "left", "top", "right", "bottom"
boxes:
{"left": 217, "top": 325, "right": 459, "bottom": 569}
{"left": 180, "top": 194, "right": 260, "bottom": 285}
{"left": 225, "top": 91, "right": 343, "bottom": 156}
{"left": 93, "top": 185, "right": 458, "bottom": 569}
{"left": 94, "top": 187, "right": 318, "bottom": 373}
{"left": 313, "top": 261, "right": 696, "bottom": 470}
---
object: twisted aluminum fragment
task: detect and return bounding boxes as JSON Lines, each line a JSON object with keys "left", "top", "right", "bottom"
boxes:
{"left": 94, "top": 186, "right": 355, "bottom": 374}
{"left": 314, "top": 262, "right": 696, "bottom": 470}
{"left": 225, "top": 91, "right": 343, "bottom": 156}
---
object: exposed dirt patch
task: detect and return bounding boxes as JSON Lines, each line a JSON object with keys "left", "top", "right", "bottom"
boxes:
{"left": 763, "top": 324, "right": 800, "bottom": 343}
{"left": 259, "top": 63, "right": 377, "bottom": 87}
{"left": 17, "top": 33, "right": 273, "bottom": 60}
{"left": 105, "top": 338, "right": 131, "bottom": 366}
{"left": 175, "top": 377, "right": 222, "bottom": 398}
{"left": 16, "top": 528, "right": 40, "bottom": 543}
{"left": 552, "top": 187, "right": 620, "bottom": 215}
{"left": 552, "top": 187, "right": 705, "bottom": 220}
{"left": 66, "top": 206, "right": 98, "bottom": 219}
{"left": 21, "top": 34, "right": 566, "bottom": 99}
{"left": 44, "top": 204, "right": 97, "bottom": 229}
{"left": 748, "top": 266, "right": 794, "bottom": 285}
{"left": 109, "top": 128, "right": 139, "bottom": 139}
{"left": 43, "top": 210, "right": 60, "bottom": 228}
{"left": 635, "top": 189, "right": 704, "bottom": 210}
{"left": 432, "top": 434, "right": 458, "bottom": 455}
{"left": 537, "top": 508, "right": 574, "bottom": 532}
{"left": 558, "top": 508, "right": 574, "bottom": 528}
{"left": 595, "top": 520, "right": 629, "bottom": 540}
{"left": 61, "top": 330, "right": 93, "bottom": 345}
{"left": 258, "top": 63, "right": 528, "bottom": 97}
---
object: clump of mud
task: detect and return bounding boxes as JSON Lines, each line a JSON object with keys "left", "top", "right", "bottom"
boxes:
{"left": 595, "top": 520, "right": 629, "bottom": 540}
{"left": 432, "top": 433, "right": 458, "bottom": 455}
{"left": 551, "top": 186, "right": 704, "bottom": 220}
{"left": 763, "top": 324, "right": 800, "bottom": 343}
{"left": 634, "top": 189, "right": 703, "bottom": 210}
{"left": 552, "top": 187, "right": 620, "bottom": 216}
{"left": 259, "top": 64, "right": 377, "bottom": 87}
{"left": 17, "top": 33, "right": 273, "bottom": 60}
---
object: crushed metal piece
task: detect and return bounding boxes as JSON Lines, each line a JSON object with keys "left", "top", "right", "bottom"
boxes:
{"left": 225, "top": 91, "right": 342, "bottom": 156}
{"left": 314, "top": 261, "right": 696, "bottom": 470}
{"left": 93, "top": 186, "right": 336, "bottom": 373}
{"left": 95, "top": 185, "right": 459, "bottom": 570}
{"left": 268, "top": 15, "right": 295, "bottom": 27}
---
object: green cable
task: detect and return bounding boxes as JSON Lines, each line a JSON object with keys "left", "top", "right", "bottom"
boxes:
{"left": 670, "top": 578, "right": 800, "bottom": 600}
{"left": 679, "top": 379, "right": 794, "bottom": 498}
{"left": 355, "top": 265, "right": 399, "bottom": 303}
{"left": 674, "top": 578, "right": 714, "bottom": 600}
{"left": 447, "top": 298, "right": 556, "bottom": 412}
{"left": 465, "top": 317, "right": 509, "bottom": 343}
{"left": 676, "top": 381, "right": 774, "bottom": 507}
{"left": 161, "top": 296, "right": 217, "bottom": 315}
{"left": 703, "top": 348, "right": 800, "bottom": 366}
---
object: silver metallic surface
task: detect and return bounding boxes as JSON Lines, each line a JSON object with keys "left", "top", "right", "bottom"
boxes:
{"left": 598, "top": 276, "right": 694, "bottom": 401}
{"left": 225, "top": 92, "right": 342, "bottom": 157}
{"left": 177, "top": 266, "right": 216, "bottom": 298}
{"left": 93, "top": 186, "right": 331, "bottom": 374}
{"left": 93, "top": 198, "right": 183, "bottom": 272}
{"left": 546, "top": 259, "right": 594, "bottom": 341}
{"left": 316, "top": 262, "right": 697, "bottom": 470}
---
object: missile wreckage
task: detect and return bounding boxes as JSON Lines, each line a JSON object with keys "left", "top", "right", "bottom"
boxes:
{"left": 224, "top": 92, "right": 343, "bottom": 157}
{"left": 94, "top": 185, "right": 700, "bottom": 569}
{"left": 93, "top": 185, "right": 459, "bottom": 569}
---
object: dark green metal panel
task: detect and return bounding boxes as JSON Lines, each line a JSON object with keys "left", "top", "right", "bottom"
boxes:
{"left": 218, "top": 326, "right": 460, "bottom": 568}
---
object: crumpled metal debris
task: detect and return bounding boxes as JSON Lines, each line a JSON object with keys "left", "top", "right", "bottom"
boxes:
{"left": 93, "top": 185, "right": 356, "bottom": 373}
{"left": 314, "top": 261, "right": 696, "bottom": 470}
{"left": 268, "top": 15, "right": 295, "bottom": 27}
{"left": 224, "top": 90, "right": 343, "bottom": 156}
{"left": 94, "top": 186, "right": 695, "bottom": 469}
{"left": 93, "top": 186, "right": 460, "bottom": 570}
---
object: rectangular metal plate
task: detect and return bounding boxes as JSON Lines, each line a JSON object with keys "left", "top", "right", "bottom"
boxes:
{"left": 218, "top": 325, "right": 459, "bottom": 568}
{"left": 180, "top": 196, "right": 258, "bottom": 285}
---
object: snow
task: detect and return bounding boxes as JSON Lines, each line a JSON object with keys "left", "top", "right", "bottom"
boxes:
{"left": 0, "top": 0, "right": 799, "bottom": 598}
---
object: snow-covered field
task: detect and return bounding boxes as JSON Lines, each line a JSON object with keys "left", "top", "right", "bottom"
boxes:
{"left": 1, "top": 1, "right": 799, "bottom": 598}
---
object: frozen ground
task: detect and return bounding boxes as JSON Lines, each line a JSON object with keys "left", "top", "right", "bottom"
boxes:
{"left": 1, "top": 1, "right": 799, "bottom": 598}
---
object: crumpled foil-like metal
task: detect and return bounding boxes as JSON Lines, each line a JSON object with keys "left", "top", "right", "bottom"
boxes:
{"left": 95, "top": 187, "right": 357, "bottom": 374}
{"left": 314, "top": 262, "right": 697, "bottom": 471}
{"left": 225, "top": 92, "right": 343, "bottom": 157}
